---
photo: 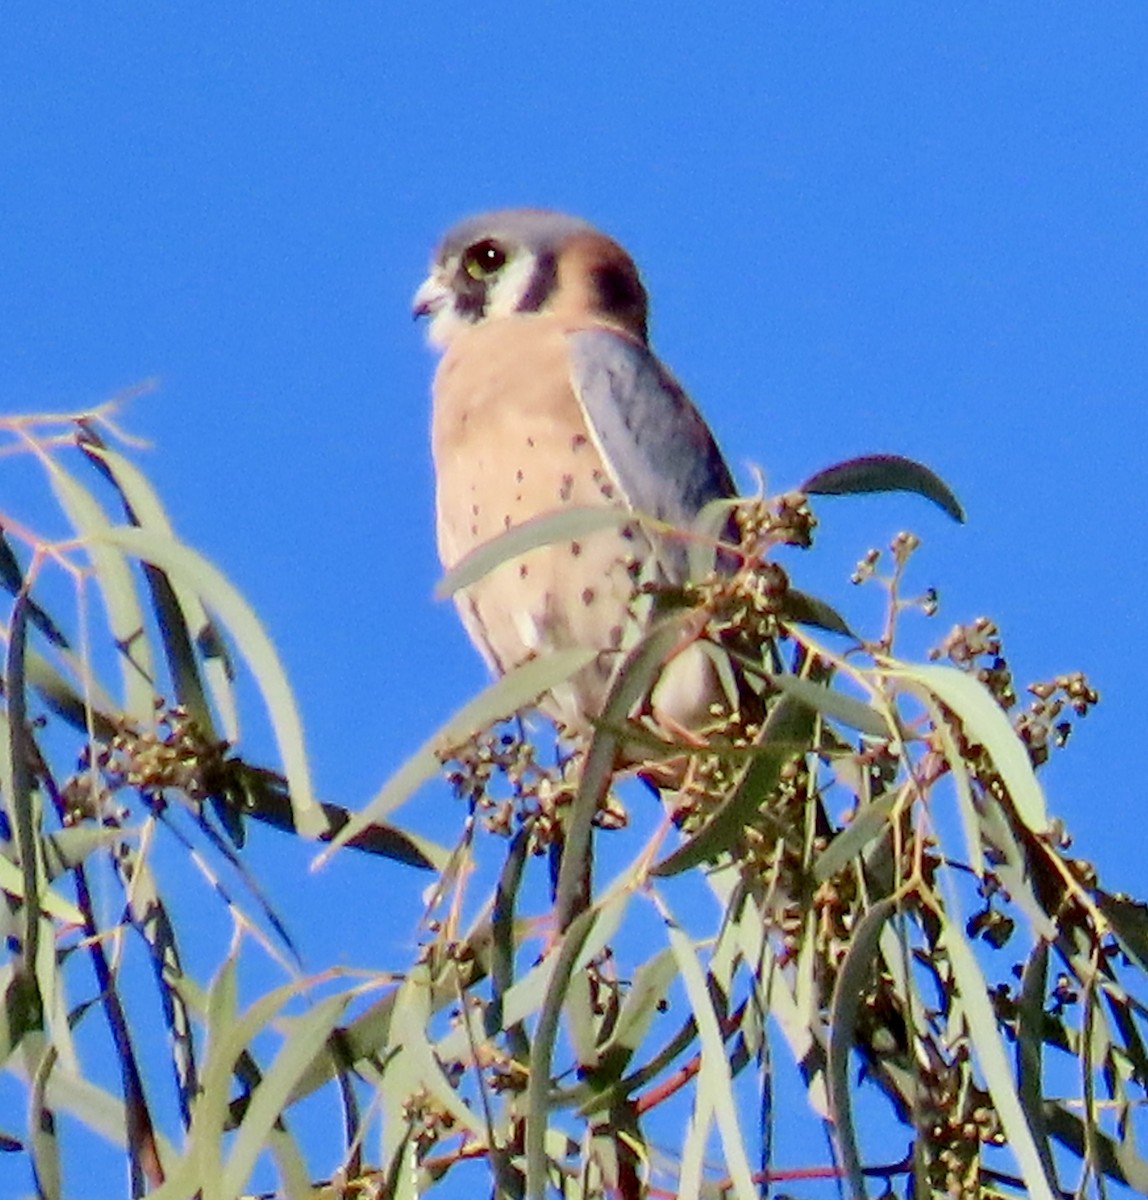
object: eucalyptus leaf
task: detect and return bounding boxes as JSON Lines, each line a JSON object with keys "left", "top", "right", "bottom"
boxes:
{"left": 802, "top": 453, "right": 965, "bottom": 523}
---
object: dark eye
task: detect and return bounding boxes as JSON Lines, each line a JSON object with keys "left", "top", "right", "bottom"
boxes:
{"left": 461, "top": 239, "right": 507, "bottom": 279}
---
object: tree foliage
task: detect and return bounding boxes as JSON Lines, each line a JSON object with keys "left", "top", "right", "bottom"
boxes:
{"left": 1, "top": 405, "right": 1145, "bottom": 1200}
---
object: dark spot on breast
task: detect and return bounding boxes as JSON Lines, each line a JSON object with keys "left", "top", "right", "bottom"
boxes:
{"left": 559, "top": 473, "right": 575, "bottom": 502}
{"left": 626, "top": 559, "right": 643, "bottom": 581}
{"left": 526, "top": 437, "right": 535, "bottom": 448}
{"left": 621, "top": 524, "right": 636, "bottom": 541}
{"left": 470, "top": 523, "right": 479, "bottom": 536}
{"left": 503, "top": 515, "right": 512, "bottom": 530}
{"left": 519, "top": 563, "right": 529, "bottom": 579}
{"left": 570, "top": 541, "right": 582, "bottom": 557}
{"left": 571, "top": 433, "right": 589, "bottom": 451}
{"left": 515, "top": 469, "right": 524, "bottom": 483}
{"left": 581, "top": 587, "right": 595, "bottom": 606}
{"left": 471, "top": 503, "right": 480, "bottom": 517}
{"left": 608, "top": 624, "right": 624, "bottom": 648}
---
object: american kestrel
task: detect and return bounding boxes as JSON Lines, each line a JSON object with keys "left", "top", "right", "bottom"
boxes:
{"left": 413, "top": 209, "right": 739, "bottom": 752}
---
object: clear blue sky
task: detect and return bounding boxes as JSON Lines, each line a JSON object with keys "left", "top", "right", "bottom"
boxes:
{"left": 3, "top": 5, "right": 1147, "bottom": 1195}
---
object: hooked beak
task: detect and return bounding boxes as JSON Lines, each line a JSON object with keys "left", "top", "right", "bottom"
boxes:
{"left": 411, "top": 276, "right": 448, "bottom": 320}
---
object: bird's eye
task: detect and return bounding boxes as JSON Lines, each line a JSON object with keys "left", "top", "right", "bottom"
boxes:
{"left": 462, "top": 239, "right": 508, "bottom": 279}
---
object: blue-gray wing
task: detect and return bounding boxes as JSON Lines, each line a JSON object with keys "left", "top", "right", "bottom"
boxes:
{"left": 566, "top": 328, "right": 736, "bottom": 577}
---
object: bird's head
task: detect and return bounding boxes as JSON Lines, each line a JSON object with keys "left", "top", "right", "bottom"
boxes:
{"left": 413, "top": 209, "right": 649, "bottom": 348}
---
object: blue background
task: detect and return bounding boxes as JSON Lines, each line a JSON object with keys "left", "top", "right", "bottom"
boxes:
{"left": 2, "top": 5, "right": 1146, "bottom": 1196}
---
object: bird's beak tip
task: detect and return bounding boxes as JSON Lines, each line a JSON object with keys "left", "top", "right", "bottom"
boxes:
{"left": 411, "top": 278, "right": 445, "bottom": 321}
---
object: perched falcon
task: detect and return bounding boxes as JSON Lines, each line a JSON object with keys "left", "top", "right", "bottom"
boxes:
{"left": 413, "top": 209, "right": 740, "bottom": 749}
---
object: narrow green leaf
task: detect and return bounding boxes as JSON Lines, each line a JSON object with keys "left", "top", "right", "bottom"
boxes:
{"left": 4, "top": 594, "right": 49, "bottom": 1012}
{"left": 0, "top": 528, "right": 68, "bottom": 648}
{"left": 227, "top": 761, "right": 445, "bottom": 869}
{"left": 813, "top": 792, "right": 898, "bottom": 884}
{"left": 656, "top": 895, "right": 758, "bottom": 1200}
{"left": 95, "top": 526, "right": 323, "bottom": 837}
{"left": 686, "top": 495, "right": 741, "bottom": 580}
{"left": 26, "top": 1035, "right": 62, "bottom": 1200}
{"left": 43, "top": 459, "right": 156, "bottom": 720}
{"left": 21, "top": 646, "right": 119, "bottom": 740}
{"left": 781, "top": 587, "right": 855, "bottom": 637}
{"left": 220, "top": 992, "right": 350, "bottom": 1198}
{"left": 1044, "top": 1103, "right": 1148, "bottom": 1192}
{"left": 827, "top": 898, "right": 897, "bottom": 1200}
{"left": 195, "top": 957, "right": 240, "bottom": 1195}
{"left": 553, "top": 618, "right": 688, "bottom": 934}
{"left": 83, "top": 442, "right": 240, "bottom": 742}
{"left": 525, "top": 897, "right": 628, "bottom": 1200}
{"left": 1098, "top": 891, "right": 1148, "bottom": 975}
{"left": 769, "top": 672, "right": 890, "bottom": 738}
{"left": 437, "top": 506, "right": 635, "bottom": 598}
{"left": 885, "top": 662, "right": 1048, "bottom": 833}
{"left": 941, "top": 915, "right": 1057, "bottom": 1200}
{"left": 916, "top": 687, "right": 983, "bottom": 876}
{"left": 802, "top": 453, "right": 965, "bottom": 523}
{"left": 315, "top": 647, "right": 597, "bottom": 862}
{"left": 0, "top": 856, "right": 84, "bottom": 926}
{"left": 489, "top": 827, "right": 530, "bottom": 1048}
{"left": 577, "top": 947, "right": 680, "bottom": 1106}
{"left": 653, "top": 694, "right": 814, "bottom": 877}
{"left": 43, "top": 826, "right": 125, "bottom": 877}
{"left": 1016, "top": 942, "right": 1058, "bottom": 1189}
{"left": 387, "top": 966, "right": 486, "bottom": 1145}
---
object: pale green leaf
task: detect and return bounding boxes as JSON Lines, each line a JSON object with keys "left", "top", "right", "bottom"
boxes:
{"left": 95, "top": 526, "right": 323, "bottom": 837}
{"left": 884, "top": 662, "right": 1048, "bottom": 833}
{"left": 437, "top": 506, "right": 635, "bottom": 598}
{"left": 942, "top": 914, "right": 1057, "bottom": 1200}
{"left": 315, "top": 646, "right": 597, "bottom": 862}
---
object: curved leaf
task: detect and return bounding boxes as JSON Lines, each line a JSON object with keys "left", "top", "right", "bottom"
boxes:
{"left": 769, "top": 672, "right": 890, "bottom": 738}
{"left": 884, "top": 662, "right": 1048, "bottom": 833}
{"left": 781, "top": 587, "right": 855, "bottom": 637}
{"left": 315, "top": 646, "right": 597, "bottom": 863}
{"left": 436, "top": 506, "right": 635, "bottom": 599}
{"left": 94, "top": 526, "right": 323, "bottom": 838}
{"left": 553, "top": 617, "right": 690, "bottom": 932}
{"left": 43, "top": 460, "right": 156, "bottom": 720}
{"left": 802, "top": 453, "right": 965, "bottom": 523}
{"left": 827, "top": 897, "right": 898, "bottom": 1200}
{"left": 526, "top": 898, "right": 626, "bottom": 1200}
{"left": 82, "top": 442, "right": 239, "bottom": 742}
{"left": 942, "top": 914, "right": 1057, "bottom": 1200}
{"left": 653, "top": 693, "right": 815, "bottom": 877}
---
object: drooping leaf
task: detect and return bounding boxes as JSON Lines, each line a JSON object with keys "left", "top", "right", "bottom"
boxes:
{"left": 885, "top": 661, "right": 1048, "bottom": 833}
{"left": 768, "top": 671, "right": 891, "bottom": 738}
{"left": 655, "top": 893, "right": 759, "bottom": 1200}
{"left": 0, "top": 528, "right": 69, "bottom": 648}
{"left": 95, "top": 526, "right": 323, "bottom": 838}
{"left": 653, "top": 693, "right": 815, "bottom": 877}
{"left": 781, "top": 587, "right": 855, "bottom": 637}
{"left": 43, "top": 459, "right": 156, "bottom": 721}
{"left": 436, "top": 506, "right": 636, "bottom": 599}
{"left": 802, "top": 453, "right": 965, "bottom": 523}
{"left": 553, "top": 617, "right": 691, "bottom": 933}
{"left": 941, "top": 912, "right": 1058, "bottom": 1200}
{"left": 314, "top": 646, "right": 597, "bottom": 862}
{"left": 223, "top": 760, "right": 445, "bottom": 870}
{"left": 813, "top": 792, "right": 898, "bottom": 884}
{"left": 827, "top": 897, "right": 897, "bottom": 1200}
